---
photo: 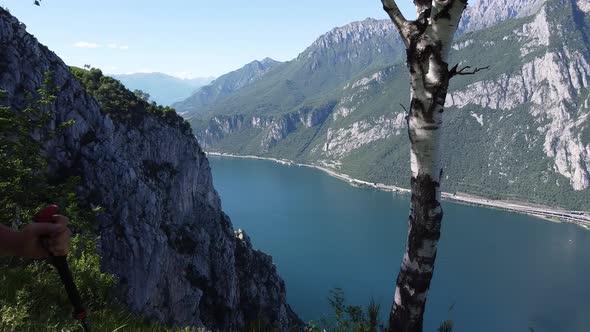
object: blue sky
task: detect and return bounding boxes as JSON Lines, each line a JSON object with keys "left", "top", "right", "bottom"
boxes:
{"left": 1, "top": 0, "right": 415, "bottom": 78}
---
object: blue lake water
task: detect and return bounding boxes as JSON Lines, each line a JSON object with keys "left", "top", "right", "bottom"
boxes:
{"left": 209, "top": 156, "right": 590, "bottom": 332}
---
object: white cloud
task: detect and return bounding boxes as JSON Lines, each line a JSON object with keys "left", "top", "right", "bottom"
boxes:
{"left": 107, "top": 43, "right": 129, "bottom": 50}
{"left": 74, "top": 41, "right": 101, "bottom": 48}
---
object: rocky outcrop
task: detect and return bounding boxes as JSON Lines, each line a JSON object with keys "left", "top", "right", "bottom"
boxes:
{"left": 200, "top": 102, "right": 336, "bottom": 152}
{"left": 200, "top": 114, "right": 249, "bottom": 147}
{"left": 302, "top": 18, "right": 401, "bottom": 69}
{"left": 323, "top": 114, "right": 406, "bottom": 158}
{"left": 578, "top": 0, "right": 590, "bottom": 12}
{"left": 0, "top": 7, "right": 300, "bottom": 331}
{"left": 458, "top": 0, "right": 546, "bottom": 32}
{"left": 446, "top": 2, "right": 590, "bottom": 190}
{"left": 304, "top": 0, "right": 545, "bottom": 39}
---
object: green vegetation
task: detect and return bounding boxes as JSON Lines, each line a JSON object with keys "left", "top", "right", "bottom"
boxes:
{"left": 546, "top": 0, "right": 590, "bottom": 53}
{"left": 192, "top": 1, "right": 590, "bottom": 211}
{"left": 307, "top": 288, "right": 383, "bottom": 332}
{"left": 133, "top": 89, "right": 151, "bottom": 102}
{"left": 70, "top": 67, "right": 192, "bottom": 135}
{"left": 338, "top": 103, "right": 590, "bottom": 210}
{"left": 186, "top": 21, "right": 404, "bottom": 121}
{"left": 0, "top": 74, "right": 195, "bottom": 331}
{"left": 306, "top": 288, "right": 455, "bottom": 332}
{"left": 173, "top": 58, "right": 281, "bottom": 116}
{"left": 449, "top": 14, "right": 537, "bottom": 88}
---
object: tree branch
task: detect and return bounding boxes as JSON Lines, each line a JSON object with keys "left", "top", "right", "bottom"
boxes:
{"left": 400, "top": 103, "right": 409, "bottom": 113}
{"left": 381, "top": 0, "right": 411, "bottom": 46}
{"left": 414, "top": 0, "right": 433, "bottom": 17}
{"left": 449, "top": 64, "right": 490, "bottom": 78}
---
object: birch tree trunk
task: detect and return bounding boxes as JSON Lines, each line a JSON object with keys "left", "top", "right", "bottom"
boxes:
{"left": 380, "top": 1, "right": 468, "bottom": 331}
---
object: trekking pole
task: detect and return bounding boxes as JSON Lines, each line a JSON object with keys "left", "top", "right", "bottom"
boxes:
{"left": 35, "top": 205, "right": 91, "bottom": 332}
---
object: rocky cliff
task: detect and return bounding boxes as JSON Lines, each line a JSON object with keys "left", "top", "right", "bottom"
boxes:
{"left": 459, "top": 0, "right": 547, "bottom": 32}
{"left": 447, "top": 1, "right": 590, "bottom": 191}
{"left": 200, "top": 102, "right": 336, "bottom": 152}
{"left": 0, "top": 7, "right": 300, "bottom": 331}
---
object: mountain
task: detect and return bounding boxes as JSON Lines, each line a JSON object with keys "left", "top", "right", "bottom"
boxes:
{"left": 458, "top": 0, "right": 547, "bottom": 32}
{"left": 190, "top": 0, "right": 590, "bottom": 210}
{"left": 112, "top": 72, "right": 213, "bottom": 106}
{"left": 172, "top": 58, "right": 281, "bottom": 118}
{"left": 0, "top": 7, "right": 300, "bottom": 330}
{"left": 177, "top": 19, "right": 404, "bottom": 123}
{"left": 179, "top": 0, "right": 547, "bottom": 121}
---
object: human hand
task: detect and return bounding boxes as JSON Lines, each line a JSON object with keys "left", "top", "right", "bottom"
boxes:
{"left": 18, "top": 215, "right": 71, "bottom": 259}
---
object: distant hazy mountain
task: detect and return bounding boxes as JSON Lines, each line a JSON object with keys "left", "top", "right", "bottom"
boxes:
{"left": 189, "top": 0, "right": 590, "bottom": 210}
{"left": 112, "top": 72, "right": 214, "bottom": 106}
{"left": 172, "top": 58, "right": 281, "bottom": 118}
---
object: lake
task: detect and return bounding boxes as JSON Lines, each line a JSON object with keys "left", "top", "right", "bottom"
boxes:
{"left": 209, "top": 156, "right": 590, "bottom": 332}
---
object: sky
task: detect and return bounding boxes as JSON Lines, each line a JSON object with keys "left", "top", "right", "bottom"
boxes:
{"left": 1, "top": 0, "right": 415, "bottom": 79}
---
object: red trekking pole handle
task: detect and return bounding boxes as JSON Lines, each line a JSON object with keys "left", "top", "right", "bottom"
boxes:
{"left": 35, "top": 205, "right": 91, "bottom": 332}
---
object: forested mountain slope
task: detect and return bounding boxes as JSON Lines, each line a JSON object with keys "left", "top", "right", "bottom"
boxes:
{"left": 190, "top": 0, "right": 590, "bottom": 210}
{"left": 173, "top": 57, "right": 281, "bottom": 118}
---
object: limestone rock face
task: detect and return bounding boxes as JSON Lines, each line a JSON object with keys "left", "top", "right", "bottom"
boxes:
{"left": 200, "top": 102, "right": 336, "bottom": 152}
{"left": 459, "top": 0, "right": 547, "bottom": 32}
{"left": 0, "top": 8, "right": 300, "bottom": 331}
{"left": 447, "top": 4, "right": 590, "bottom": 191}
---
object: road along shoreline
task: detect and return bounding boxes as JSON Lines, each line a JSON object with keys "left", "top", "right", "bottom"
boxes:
{"left": 207, "top": 152, "right": 590, "bottom": 229}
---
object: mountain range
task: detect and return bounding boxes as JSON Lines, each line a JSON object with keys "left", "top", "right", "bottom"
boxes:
{"left": 172, "top": 57, "right": 281, "bottom": 117}
{"left": 113, "top": 72, "right": 213, "bottom": 106}
{"left": 179, "top": 0, "right": 590, "bottom": 210}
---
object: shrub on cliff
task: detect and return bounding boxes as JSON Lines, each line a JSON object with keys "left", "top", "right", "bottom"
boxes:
{"left": 70, "top": 67, "right": 192, "bottom": 135}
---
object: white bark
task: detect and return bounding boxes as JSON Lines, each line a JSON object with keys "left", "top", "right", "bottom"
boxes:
{"left": 381, "top": 0, "right": 411, "bottom": 47}
{"left": 383, "top": 0, "right": 467, "bottom": 331}
{"left": 431, "top": 0, "right": 470, "bottom": 58}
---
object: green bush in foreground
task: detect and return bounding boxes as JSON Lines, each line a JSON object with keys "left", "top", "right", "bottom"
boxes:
{"left": 305, "top": 288, "right": 455, "bottom": 332}
{"left": 305, "top": 288, "right": 383, "bottom": 332}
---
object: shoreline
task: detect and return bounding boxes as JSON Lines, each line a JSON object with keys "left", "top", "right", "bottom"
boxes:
{"left": 207, "top": 152, "right": 590, "bottom": 229}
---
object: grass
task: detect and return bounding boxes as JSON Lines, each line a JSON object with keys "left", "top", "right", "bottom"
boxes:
{"left": 2, "top": 310, "right": 207, "bottom": 332}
